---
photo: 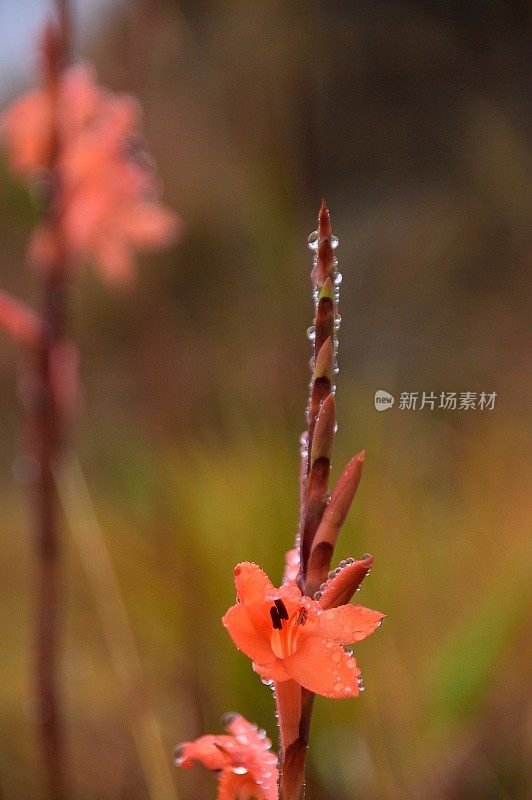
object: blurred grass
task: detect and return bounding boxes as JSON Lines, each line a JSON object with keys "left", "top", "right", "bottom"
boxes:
{"left": 2, "top": 392, "right": 529, "bottom": 799}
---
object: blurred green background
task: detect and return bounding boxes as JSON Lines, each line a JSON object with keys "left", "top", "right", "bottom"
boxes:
{"left": 0, "top": 1, "right": 530, "bottom": 799}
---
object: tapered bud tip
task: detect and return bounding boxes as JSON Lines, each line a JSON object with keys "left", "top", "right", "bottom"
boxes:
{"left": 318, "top": 201, "right": 332, "bottom": 239}
{"left": 320, "top": 392, "right": 336, "bottom": 417}
{"left": 41, "top": 21, "right": 61, "bottom": 74}
{"left": 357, "top": 450, "right": 366, "bottom": 463}
{"left": 319, "top": 277, "right": 334, "bottom": 301}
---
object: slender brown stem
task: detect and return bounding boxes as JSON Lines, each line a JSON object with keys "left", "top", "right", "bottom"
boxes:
{"left": 34, "top": 293, "right": 65, "bottom": 800}
{"left": 32, "top": 7, "right": 70, "bottom": 797}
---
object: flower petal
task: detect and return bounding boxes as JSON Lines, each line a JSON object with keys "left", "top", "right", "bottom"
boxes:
{"left": 283, "top": 635, "right": 361, "bottom": 698}
{"left": 319, "top": 604, "right": 384, "bottom": 643}
{"left": 233, "top": 562, "right": 275, "bottom": 606}
{"left": 177, "top": 734, "right": 228, "bottom": 770}
{"left": 253, "top": 659, "right": 291, "bottom": 683}
{"left": 222, "top": 603, "right": 275, "bottom": 665}
{"left": 217, "top": 770, "right": 244, "bottom": 800}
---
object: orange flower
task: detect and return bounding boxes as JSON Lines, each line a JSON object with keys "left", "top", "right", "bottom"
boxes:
{"left": 175, "top": 713, "right": 278, "bottom": 800}
{"left": 223, "top": 562, "right": 384, "bottom": 698}
{"left": 1, "top": 62, "right": 182, "bottom": 283}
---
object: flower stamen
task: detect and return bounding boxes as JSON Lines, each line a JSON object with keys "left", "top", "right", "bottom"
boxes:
{"left": 274, "top": 599, "right": 289, "bottom": 621}
{"left": 269, "top": 606, "right": 282, "bottom": 630}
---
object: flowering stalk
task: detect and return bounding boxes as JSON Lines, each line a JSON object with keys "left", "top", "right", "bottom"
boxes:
{"left": 213, "top": 202, "right": 384, "bottom": 800}
{"left": 178, "top": 203, "right": 383, "bottom": 800}
{"left": 274, "top": 202, "right": 377, "bottom": 799}
{"left": 278, "top": 202, "right": 340, "bottom": 799}
{"left": 1, "top": 1, "right": 180, "bottom": 795}
{"left": 31, "top": 12, "right": 70, "bottom": 799}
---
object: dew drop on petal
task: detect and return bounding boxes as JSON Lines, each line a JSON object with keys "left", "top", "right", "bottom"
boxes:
{"left": 221, "top": 712, "right": 239, "bottom": 729}
{"left": 331, "top": 235, "right": 339, "bottom": 249}
{"left": 334, "top": 272, "right": 343, "bottom": 286}
{"left": 306, "top": 325, "right": 316, "bottom": 341}
{"left": 233, "top": 766, "right": 248, "bottom": 775}
{"left": 307, "top": 231, "right": 319, "bottom": 250}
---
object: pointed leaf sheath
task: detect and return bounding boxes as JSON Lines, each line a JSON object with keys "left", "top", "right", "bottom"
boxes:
{"left": 307, "top": 333, "right": 333, "bottom": 440}
{"left": 318, "top": 554, "right": 375, "bottom": 609}
{"left": 300, "top": 202, "right": 340, "bottom": 589}
{"left": 306, "top": 451, "right": 366, "bottom": 596}
{"left": 300, "top": 394, "right": 335, "bottom": 582}
{"left": 311, "top": 201, "right": 334, "bottom": 288}
{"left": 313, "top": 278, "right": 334, "bottom": 355}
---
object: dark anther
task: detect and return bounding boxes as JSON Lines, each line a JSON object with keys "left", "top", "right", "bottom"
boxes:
{"left": 274, "top": 598, "right": 289, "bottom": 621}
{"left": 270, "top": 605, "right": 282, "bottom": 630}
{"left": 295, "top": 608, "right": 308, "bottom": 626}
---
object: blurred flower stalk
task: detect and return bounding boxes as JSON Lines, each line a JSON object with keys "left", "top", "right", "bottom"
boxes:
{"left": 0, "top": 1, "right": 181, "bottom": 797}
{"left": 176, "top": 202, "right": 384, "bottom": 799}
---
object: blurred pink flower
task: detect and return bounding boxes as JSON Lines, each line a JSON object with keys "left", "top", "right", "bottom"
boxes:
{"left": 175, "top": 713, "right": 278, "bottom": 800}
{"left": 0, "top": 291, "right": 42, "bottom": 347}
{"left": 1, "top": 63, "right": 182, "bottom": 283}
